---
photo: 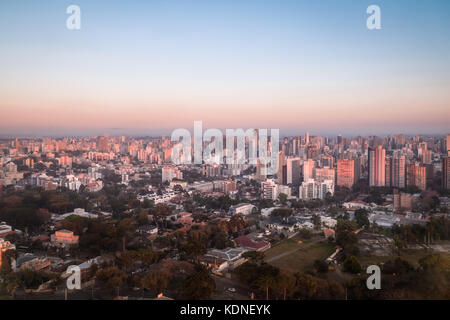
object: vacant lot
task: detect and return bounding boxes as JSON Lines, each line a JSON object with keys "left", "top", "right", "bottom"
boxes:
{"left": 264, "top": 237, "right": 335, "bottom": 273}
{"left": 357, "top": 235, "right": 450, "bottom": 269}
{"left": 358, "top": 247, "right": 448, "bottom": 269}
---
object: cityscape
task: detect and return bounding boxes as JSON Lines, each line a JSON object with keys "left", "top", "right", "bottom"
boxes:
{"left": 0, "top": 132, "right": 449, "bottom": 300}
{"left": 0, "top": 0, "right": 450, "bottom": 306}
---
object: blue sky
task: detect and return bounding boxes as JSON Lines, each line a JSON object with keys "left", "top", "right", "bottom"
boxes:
{"left": 0, "top": 0, "right": 449, "bottom": 136}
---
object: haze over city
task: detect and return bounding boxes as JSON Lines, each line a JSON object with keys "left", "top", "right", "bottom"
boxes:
{"left": 1, "top": 0, "right": 450, "bottom": 136}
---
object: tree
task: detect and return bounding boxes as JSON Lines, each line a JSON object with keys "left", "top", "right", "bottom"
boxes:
{"left": 141, "top": 271, "right": 170, "bottom": 292}
{"left": 95, "top": 266, "right": 128, "bottom": 293}
{"left": 295, "top": 274, "right": 318, "bottom": 299}
{"left": 298, "top": 228, "right": 312, "bottom": 240}
{"left": 382, "top": 257, "right": 413, "bottom": 275}
{"left": 312, "top": 214, "right": 321, "bottom": 230}
{"left": 275, "top": 272, "right": 296, "bottom": 300}
{"left": 242, "top": 251, "right": 265, "bottom": 265}
{"left": 227, "top": 215, "right": 248, "bottom": 234}
{"left": 392, "top": 235, "right": 406, "bottom": 256}
{"left": 343, "top": 256, "right": 362, "bottom": 274}
{"left": 270, "top": 208, "right": 292, "bottom": 219}
{"left": 137, "top": 209, "right": 149, "bottom": 225}
{"left": 354, "top": 209, "right": 370, "bottom": 229}
{"left": 256, "top": 274, "right": 277, "bottom": 300}
{"left": 183, "top": 264, "right": 216, "bottom": 300}
{"left": 179, "top": 240, "right": 206, "bottom": 262}
{"left": 313, "top": 259, "right": 329, "bottom": 273}
{"left": 0, "top": 249, "right": 17, "bottom": 275}
{"left": 336, "top": 219, "right": 358, "bottom": 257}
{"left": 278, "top": 193, "right": 288, "bottom": 205}
{"left": 415, "top": 254, "right": 450, "bottom": 299}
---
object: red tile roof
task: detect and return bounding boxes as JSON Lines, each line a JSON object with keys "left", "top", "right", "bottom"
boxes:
{"left": 234, "top": 235, "right": 269, "bottom": 250}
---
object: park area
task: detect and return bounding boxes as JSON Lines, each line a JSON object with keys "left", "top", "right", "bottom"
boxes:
{"left": 264, "top": 236, "right": 335, "bottom": 274}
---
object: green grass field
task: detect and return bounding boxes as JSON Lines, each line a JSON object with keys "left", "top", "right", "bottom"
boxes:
{"left": 264, "top": 237, "right": 335, "bottom": 273}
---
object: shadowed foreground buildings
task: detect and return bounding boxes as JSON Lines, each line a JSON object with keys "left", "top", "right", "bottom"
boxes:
{"left": 443, "top": 156, "right": 450, "bottom": 190}
{"left": 368, "top": 146, "right": 386, "bottom": 187}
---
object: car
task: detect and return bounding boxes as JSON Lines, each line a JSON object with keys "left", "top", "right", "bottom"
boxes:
{"left": 227, "top": 288, "right": 236, "bottom": 293}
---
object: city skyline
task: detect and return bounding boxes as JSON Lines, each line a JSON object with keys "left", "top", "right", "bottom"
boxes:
{"left": 1, "top": 0, "right": 450, "bottom": 136}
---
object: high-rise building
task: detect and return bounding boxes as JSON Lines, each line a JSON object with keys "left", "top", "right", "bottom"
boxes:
{"left": 392, "top": 155, "right": 406, "bottom": 188}
{"left": 368, "top": 146, "right": 386, "bottom": 187}
{"left": 337, "top": 159, "right": 358, "bottom": 189}
{"left": 320, "top": 154, "right": 334, "bottom": 168}
{"left": 162, "top": 166, "right": 183, "bottom": 183}
{"left": 385, "top": 156, "right": 392, "bottom": 187}
{"left": 286, "top": 158, "right": 301, "bottom": 185}
{"left": 395, "top": 134, "right": 405, "bottom": 147}
{"left": 315, "top": 167, "right": 336, "bottom": 184}
{"left": 299, "top": 179, "right": 334, "bottom": 200}
{"left": 406, "top": 162, "right": 427, "bottom": 191}
{"left": 302, "top": 159, "right": 315, "bottom": 182}
{"left": 443, "top": 156, "right": 450, "bottom": 190}
{"left": 97, "top": 135, "right": 109, "bottom": 152}
{"left": 421, "top": 150, "right": 432, "bottom": 165}
{"left": 261, "top": 179, "right": 279, "bottom": 200}
{"left": 393, "top": 189, "right": 413, "bottom": 211}
{"left": 446, "top": 134, "right": 450, "bottom": 155}
{"left": 255, "top": 159, "right": 265, "bottom": 182}
{"left": 277, "top": 151, "right": 285, "bottom": 182}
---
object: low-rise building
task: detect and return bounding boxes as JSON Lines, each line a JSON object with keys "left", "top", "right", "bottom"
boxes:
{"left": 321, "top": 216, "right": 337, "bottom": 228}
{"left": 233, "top": 235, "right": 271, "bottom": 252}
{"left": 50, "top": 229, "right": 79, "bottom": 246}
{"left": 16, "top": 253, "right": 51, "bottom": 271}
{"left": 369, "top": 214, "right": 400, "bottom": 228}
{"left": 200, "top": 247, "right": 248, "bottom": 272}
{"left": 229, "top": 203, "right": 256, "bottom": 216}
{"left": 0, "top": 222, "right": 13, "bottom": 237}
{"left": 323, "top": 228, "right": 336, "bottom": 239}
{"left": 52, "top": 208, "right": 99, "bottom": 222}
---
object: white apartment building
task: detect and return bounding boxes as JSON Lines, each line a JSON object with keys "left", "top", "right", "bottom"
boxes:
{"left": 162, "top": 166, "right": 183, "bottom": 183}
{"left": 299, "top": 179, "right": 334, "bottom": 200}
{"left": 261, "top": 179, "right": 279, "bottom": 200}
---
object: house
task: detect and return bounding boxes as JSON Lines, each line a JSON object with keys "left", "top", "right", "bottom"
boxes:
{"left": 343, "top": 200, "right": 371, "bottom": 210}
{"left": 298, "top": 221, "right": 314, "bottom": 229}
{"left": 177, "top": 211, "right": 192, "bottom": 218}
{"left": 86, "top": 181, "right": 103, "bottom": 192}
{"left": 137, "top": 225, "right": 158, "bottom": 237}
{"left": 321, "top": 216, "right": 337, "bottom": 228}
{"left": 267, "top": 222, "right": 297, "bottom": 233}
{"left": 323, "top": 228, "right": 335, "bottom": 239}
{"left": 153, "top": 293, "right": 174, "bottom": 300}
{"left": 178, "top": 216, "right": 194, "bottom": 226}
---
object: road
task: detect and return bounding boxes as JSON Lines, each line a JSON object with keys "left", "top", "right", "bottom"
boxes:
{"left": 212, "top": 274, "right": 251, "bottom": 300}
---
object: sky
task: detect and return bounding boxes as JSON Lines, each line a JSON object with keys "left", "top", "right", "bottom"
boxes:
{"left": 0, "top": 0, "right": 449, "bottom": 137}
